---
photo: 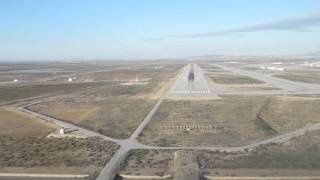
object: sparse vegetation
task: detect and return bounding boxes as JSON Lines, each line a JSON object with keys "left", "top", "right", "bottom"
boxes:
{"left": 0, "top": 137, "right": 118, "bottom": 168}
{"left": 0, "top": 82, "right": 104, "bottom": 104}
{"left": 210, "top": 74, "right": 264, "bottom": 84}
{"left": 29, "top": 97, "right": 155, "bottom": 139}
{"left": 259, "top": 96, "right": 320, "bottom": 133}
{"left": 0, "top": 107, "right": 119, "bottom": 179}
{"left": 121, "top": 150, "right": 172, "bottom": 176}
{"left": 254, "top": 115, "right": 278, "bottom": 136}
{"left": 275, "top": 72, "right": 320, "bottom": 84}
{"left": 199, "top": 130, "right": 320, "bottom": 169}
{"left": 28, "top": 63, "right": 181, "bottom": 139}
{"left": 0, "top": 108, "right": 55, "bottom": 137}
{"left": 140, "top": 96, "right": 272, "bottom": 146}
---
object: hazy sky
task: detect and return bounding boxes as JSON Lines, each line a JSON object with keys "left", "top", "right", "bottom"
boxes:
{"left": 1, "top": 0, "right": 320, "bottom": 61}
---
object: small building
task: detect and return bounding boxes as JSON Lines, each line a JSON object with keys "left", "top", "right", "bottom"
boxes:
{"left": 59, "top": 128, "right": 65, "bottom": 134}
{"left": 260, "top": 66, "right": 285, "bottom": 71}
{"left": 67, "top": 77, "right": 73, "bottom": 82}
{"left": 13, "top": 79, "right": 19, "bottom": 82}
{"left": 154, "top": 66, "right": 163, "bottom": 69}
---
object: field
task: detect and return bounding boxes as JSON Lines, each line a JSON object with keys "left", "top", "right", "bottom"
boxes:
{"left": 0, "top": 61, "right": 131, "bottom": 83}
{"left": 28, "top": 64, "right": 181, "bottom": 139}
{"left": 0, "top": 62, "right": 182, "bottom": 105}
{"left": 29, "top": 97, "right": 154, "bottom": 138}
{"left": 0, "top": 108, "right": 55, "bottom": 137}
{"left": 200, "top": 130, "right": 320, "bottom": 178}
{"left": 209, "top": 74, "right": 264, "bottom": 84}
{"left": 259, "top": 96, "right": 320, "bottom": 133}
{"left": 2, "top": 61, "right": 320, "bottom": 179}
{"left": 140, "top": 96, "right": 274, "bottom": 147}
{"left": 140, "top": 95, "right": 320, "bottom": 147}
{"left": 275, "top": 72, "right": 320, "bottom": 84}
{"left": 223, "top": 84, "right": 281, "bottom": 91}
{"left": 0, "top": 62, "right": 183, "bottom": 179}
{"left": 0, "top": 107, "right": 119, "bottom": 179}
{"left": 0, "top": 82, "right": 105, "bottom": 104}
{"left": 0, "top": 137, "right": 118, "bottom": 178}
{"left": 120, "top": 150, "right": 173, "bottom": 177}
{"left": 121, "top": 129, "right": 320, "bottom": 179}
{"left": 200, "top": 64, "right": 227, "bottom": 73}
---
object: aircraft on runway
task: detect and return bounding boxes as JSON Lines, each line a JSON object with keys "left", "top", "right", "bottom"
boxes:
{"left": 188, "top": 64, "right": 195, "bottom": 81}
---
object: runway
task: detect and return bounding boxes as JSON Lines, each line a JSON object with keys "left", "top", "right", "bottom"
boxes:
{"left": 167, "top": 64, "right": 215, "bottom": 99}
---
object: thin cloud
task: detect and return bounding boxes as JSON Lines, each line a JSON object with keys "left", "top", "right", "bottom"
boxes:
{"left": 171, "top": 13, "right": 320, "bottom": 38}
{"left": 140, "top": 38, "right": 165, "bottom": 41}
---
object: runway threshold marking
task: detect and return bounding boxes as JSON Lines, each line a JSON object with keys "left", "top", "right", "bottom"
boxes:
{"left": 171, "top": 90, "right": 211, "bottom": 94}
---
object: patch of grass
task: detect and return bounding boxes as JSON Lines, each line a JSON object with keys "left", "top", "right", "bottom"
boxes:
{"left": 254, "top": 115, "right": 278, "bottom": 136}
{"left": 275, "top": 73, "right": 320, "bottom": 84}
{"left": 210, "top": 74, "right": 264, "bottom": 84}
{"left": 127, "top": 149, "right": 149, "bottom": 162}
{"left": 0, "top": 108, "right": 54, "bottom": 137}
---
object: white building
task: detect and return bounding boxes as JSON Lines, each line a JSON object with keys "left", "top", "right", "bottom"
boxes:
{"left": 260, "top": 66, "right": 285, "bottom": 71}
{"left": 301, "top": 61, "right": 320, "bottom": 67}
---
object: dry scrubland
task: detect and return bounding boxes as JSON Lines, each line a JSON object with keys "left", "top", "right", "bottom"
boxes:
{"left": 0, "top": 137, "right": 118, "bottom": 174}
{"left": 0, "top": 62, "right": 183, "bottom": 179}
{"left": 121, "top": 130, "right": 320, "bottom": 178}
{"left": 210, "top": 74, "right": 263, "bottom": 84}
{"left": 76, "top": 64, "right": 182, "bottom": 98}
{"left": 140, "top": 96, "right": 272, "bottom": 147}
{"left": 199, "top": 64, "right": 224, "bottom": 71}
{"left": 274, "top": 71, "right": 320, "bottom": 84}
{"left": 140, "top": 95, "right": 320, "bottom": 146}
{"left": 120, "top": 150, "right": 173, "bottom": 177}
{"left": 200, "top": 130, "right": 320, "bottom": 177}
{"left": 29, "top": 64, "right": 182, "bottom": 139}
{"left": 0, "top": 62, "right": 178, "bottom": 104}
{"left": 29, "top": 98, "right": 154, "bottom": 138}
{"left": 0, "top": 108, "right": 54, "bottom": 137}
{"left": 0, "top": 61, "right": 132, "bottom": 82}
{"left": 259, "top": 96, "right": 320, "bottom": 133}
{"left": 0, "top": 82, "right": 105, "bottom": 105}
{"left": 0, "top": 108, "right": 118, "bottom": 180}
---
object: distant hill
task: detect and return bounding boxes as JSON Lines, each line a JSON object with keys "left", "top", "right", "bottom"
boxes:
{"left": 187, "top": 54, "right": 298, "bottom": 61}
{"left": 304, "top": 51, "right": 320, "bottom": 57}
